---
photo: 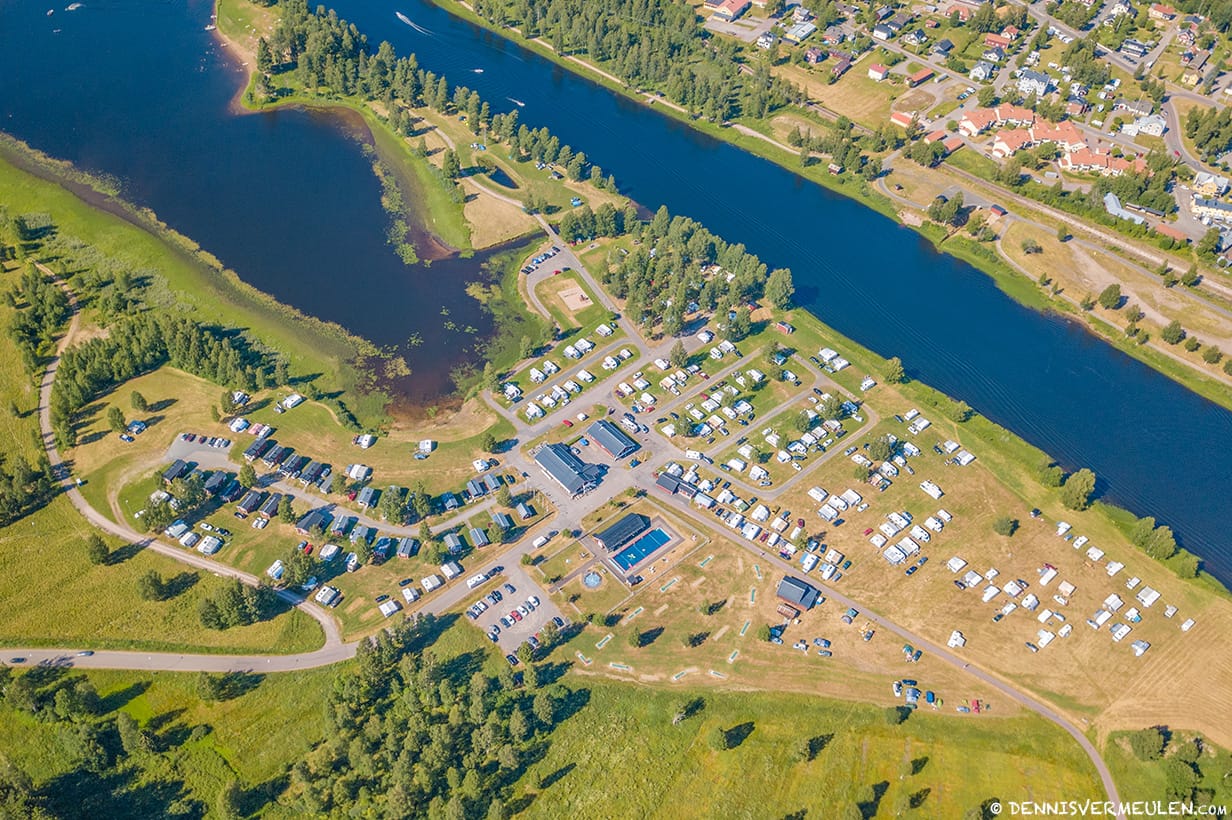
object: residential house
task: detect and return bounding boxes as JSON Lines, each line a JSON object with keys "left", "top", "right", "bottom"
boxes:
{"left": 868, "top": 63, "right": 890, "bottom": 81}
{"left": 1122, "top": 113, "right": 1167, "bottom": 137}
{"left": 756, "top": 32, "right": 776, "bottom": 50}
{"left": 1193, "top": 172, "right": 1230, "bottom": 198}
{"left": 992, "top": 128, "right": 1033, "bottom": 157}
{"left": 1030, "top": 120, "right": 1086, "bottom": 151}
{"left": 889, "top": 110, "right": 916, "bottom": 130}
{"left": 1113, "top": 98, "right": 1154, "bottom": 117}
{"left": 1061, "top": 149, "right": 1149, "bottom": 177}
{"left": 959, "top": 108, "right": 999, "bottom": 136}
{"left": 1148, "top": 3, "right": 1177, "bottom": 21}
{"left": 872, "top": 23, "right": 895, "bottom": 40}
{"left": 1016, "top": 70, "right": 1051, "bottom": 98}
{"left": 1181, "top": 51, "right": 1209, "bottom": 85}
{"left": 1191, "top": 197, "right": 1232, "bottom": 223}
{"left": 804, "top": 47, "right": 826, "bottom": 64}
{"left": 908, "top": 68, "right": 935, "bottom": 87}
{"left": 783, "top": 22, "right": 817, "bottom": 44}
{"left": 902, "top": 29, "right": 926, "bottom": 46}
{"left": 969, "top": 60, "right": 996, "bottom": 82}
{"left": 984, "top": 33, "right": 1011, "bottom": 49}
{"left": 831, "top": 53, "right": 852, "bottom": 77}
{"left": 932, "top": 38, "right": 954, "bottom": 56}
{"left": 711, "top": 0, "right": 749, "bottom": 20}
{"left": 982, "top": 46, "right": 1006, "bottom": 63}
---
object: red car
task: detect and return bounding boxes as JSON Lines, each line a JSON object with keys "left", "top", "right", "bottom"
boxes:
{"left": 512, "top": 610, "right": 523, "bottom": 622}
{"left": 346, "top": 490, "right": 357, "bottom": 501}
{"left": 553, "top": 269, "right": 562, "bottom": 275}
{"left": 863, "top": 528, "right": 874, "bottom": 536}
{"left": 303, "top": 543, "right": 313, "bottom": 555}
{"left": 562, "top": 419, "right": 573, "bottom": 427}
{"left": 797, "top": 518, "right": 805, "bottom": 529}
{"left": 759, "top": 531, "right": 770, "bottom": 542}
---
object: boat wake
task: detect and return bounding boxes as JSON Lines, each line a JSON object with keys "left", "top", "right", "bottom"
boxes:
{"left": 508, "top": 97, "right": 525, "bottom": 107}
{"left": 395, "top": 11, "right": 433, "bottom": 35}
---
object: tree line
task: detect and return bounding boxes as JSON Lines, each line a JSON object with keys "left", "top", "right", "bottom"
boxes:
{"left": 467, "top": 0, "right": 800, "bottom": 122}
{"left": 283, "top": 614, "right": 580, "bottom": 817}
{"left": 261, "top": 0, "right": 616, "bottom": 197}
{"left": 598, "top": 204, "right": 794, "bottom": 339}
{"left": 50, "top": 312, "right": 271, "bottom": 448}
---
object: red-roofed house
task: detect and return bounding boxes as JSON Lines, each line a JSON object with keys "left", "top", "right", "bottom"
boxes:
{"left": 994, "top": 104, "right": 1036, "bottom": 126}
{"left": 805, "top": 47, "right": 826, "bottom": 64}
{"left": 1153, "top": 222, "right": 1187, "bottom": 242}
{"left": 1066, "top": 100, "right": 1090, "bottom": 117}
{"left": 890, "top": 111, "right": 917, "bottom": 130}
{"left": 942, "top": 135, "right": 965, "bottom": 154}
{"left": 946, "top": 5, "right": 971, "bottom": 21}
{"left": 984, "top": 33, "right": 1011, "bottom": 49}
{"left": 1148, "top": 3, "right": 1177, "bottom": 21}
{"left": 959, "top": 108, "right": 998, "bottom": 136}
{"left": 1030, "top": 120, "right": 1086, "bottom": 152}
{"left": 713, "top": 0, "right": 750, "bottom": 21}
{"left": 868, "top": 63, "right": 890, "bottom": 81}
{"left": 924, "top": 129, "right": 949, "bottom": 144}
{"left": 1060, "top": 149, "right": 1149, "bottom": 176}
{"left": 992, "top": 128, "right": 1033, "bottom": 157}
{"left": 1002, "top": 25, "right": 1020, "bottom": 39}
{"left": 908, "top": 68, "right": 935, "bottom": 87}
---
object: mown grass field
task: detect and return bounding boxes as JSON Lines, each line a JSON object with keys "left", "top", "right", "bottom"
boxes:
{"left": 0, "top": 289, "right": 321, "bottom": 654}
{"left": 520, "top": 679, "right": 1102, "bottom": 818}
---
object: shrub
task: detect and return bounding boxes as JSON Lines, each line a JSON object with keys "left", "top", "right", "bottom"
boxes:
{"left": 1061, "top": 468, "right": 1096, "bottom": 511}
{"left": 1097, "top": 284, "right": 1121, "bottom": 310}
{"left": 992, "top": 516, "right": 1019, "bottom": 536}
{"left": 1160, "top": 320, "right": 1185, "bottom": 345}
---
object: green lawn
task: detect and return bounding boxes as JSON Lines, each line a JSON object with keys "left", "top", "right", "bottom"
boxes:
{"left": 518, "top": 680, "right": 1102, "bottom": 818}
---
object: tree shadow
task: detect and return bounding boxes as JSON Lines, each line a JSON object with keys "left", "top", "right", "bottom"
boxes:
{"left": 439, "top": 649, "right": 487, "bottom": 687}
{"left": 910, "top": 755, "right": 929, "bottom": 775}
{"left": 147, "top": 397, "right": 177, "bottom": 413}
{"left": 538, "top": 762, "right": 575, "bottom": 789}
{"left": 724, "top": 721, "right": 755, "bottom": 749}
{"left": 105, "top": 540, "right": 147, "bottom": 565}
{"left": 858, "top": 781, "right": 889, "bottom": 819}
{"left": 909, "top": 787, "right": 931, "bottom": 809}
{"left": 98, "top": 681, "right": 151, "bottom": 714}
{"left": 555, "top": 687, "right": 590, "bottom": 724}
{"left": 804, "top": 733, "right": 833, "bottom": 761}
{"left": 536, "top": 660, "right": 573, "bottom": 687}
{"left": 78, "top": 430, "right": 109, "bottom": 446}
{"left": 637, "top": 626, "right": 665, "bottom": 647}
{"left": 162, "top": 571, "right": 200, "bottom": 598}
{"left": 41, "top": 766, "right": 192, "bottom": 819}
{"left": 783, "top": 811, "right": 808, "bottom": 820}
{"left": 215, "top": 671, "right": 265, "bottom": 701}
{"left": 141, "top": 413, "right": 165, "bottom": 429}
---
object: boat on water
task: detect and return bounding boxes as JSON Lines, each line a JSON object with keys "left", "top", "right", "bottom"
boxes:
{"left": 394, "top": 11, "right": 433, "bottom": 34}
{"left": 46, "top": 9, "right": 54, "bottom": 16}
{"left": 508, "top": 97, "right": 525, "bottom": 107}
{"left": 204, "top": 24, "right": 216, "bottom": 30}
{"left": 65, "top": 2, "right": 82, "bottom": 9}
{"left": 473, "top": 68, "right": 484, "bottom": 73}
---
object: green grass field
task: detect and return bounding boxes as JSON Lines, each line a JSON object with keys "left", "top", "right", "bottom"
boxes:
{"left": 519, "top": 680, "right": 1101, "bottom": 818}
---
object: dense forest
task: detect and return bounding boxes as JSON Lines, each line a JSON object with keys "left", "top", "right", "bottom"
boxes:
{"left": 599, "top": 204, "right": 794, "bottom": 338}
{"left": 285, "top": 615, "right": 578, "bottom": 816}
{"left": 467, "top": 0, "right": 800, "bottom": 120}
{"left": 260, "top": 1, "right": 617, "bottom": 191}
{"left": 0, "top": 616, "right": 582, "bottom": 817}
{"left": 1186, "top": 106, "right": 1232, "bottom": 164}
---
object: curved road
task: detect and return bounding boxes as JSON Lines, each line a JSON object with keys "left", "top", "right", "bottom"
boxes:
{"left": 24, "top": 270, "right": 1122, "bottom": 812}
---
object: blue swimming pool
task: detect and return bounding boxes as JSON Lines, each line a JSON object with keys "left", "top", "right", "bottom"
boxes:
{"left": 612, "top": 528, "right": 670, "bottom": 572}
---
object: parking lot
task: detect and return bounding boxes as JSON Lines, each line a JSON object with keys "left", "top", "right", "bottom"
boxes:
{"left": 462, "top": 564, "right": 565, "bottom": 657}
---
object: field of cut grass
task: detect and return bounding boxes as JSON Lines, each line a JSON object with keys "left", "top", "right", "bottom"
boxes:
{"left": 518, "top": 678, "right": 1102, "bottom": 818}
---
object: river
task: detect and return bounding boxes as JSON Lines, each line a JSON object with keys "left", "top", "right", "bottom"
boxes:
{"left": 2, "top": 0, "right": 1230, "bottom": 583}
{"left": 0, "top": 0, "right": 513, "bottom": 404}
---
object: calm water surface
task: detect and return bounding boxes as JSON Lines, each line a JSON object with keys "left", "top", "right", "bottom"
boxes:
{"left": 2, "top": 0, "right": 1230, "bottom": 582}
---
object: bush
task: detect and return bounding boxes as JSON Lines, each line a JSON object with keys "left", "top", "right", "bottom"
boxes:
{"left": 1021, "top": 238, "right": 1042, "bottom": 255}
{"left": 1160, "top": 320, "right": 1185, "bottom": 345}
{"left": 1097, "top": 284, "right": 1121, "bottom": 310}
{"left": 1038, "top": 464, "right": 1064, "bottom": 488}
{"left": 1184, "top": 337, "right": 1201, "bottom": 353}
{"left": 1201, "top": 346, "right": 1222, "bottom": 364}
{"left": 85, "top": 534, "right": 109, "bottom": 565}
{"left": 992, "top": 516, "right": 1019, "bottom": 536}
{"left": 756, "top": 624, "right": 772, "bottom": 642}
{"left": 1061, "top": 468, "right": 1096, "bottom": 511}
{"left": 707, "top": 726, "right": 730, "bottom": 751}
{"left": 1127, "top": 727, "right": 1165, "bottom": 761}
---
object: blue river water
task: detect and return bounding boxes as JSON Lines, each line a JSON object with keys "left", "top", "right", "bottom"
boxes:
{"left": 0, "top": 0, "right": 1228, "bottom": 582}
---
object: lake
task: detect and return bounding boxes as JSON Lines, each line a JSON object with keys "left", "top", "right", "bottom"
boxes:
{"left": 0, "top": 0, "right": 510, "bottom": 404}
{"left": 2, "top": 0, "right": 1230, "bottom": 583}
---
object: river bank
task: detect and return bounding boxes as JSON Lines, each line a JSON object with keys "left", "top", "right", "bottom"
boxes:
{"left": 0, "top": 134, "right": 391, "bottom": 425}
{"left": 422, "top": 0, "right": 1232, "bottom": 413}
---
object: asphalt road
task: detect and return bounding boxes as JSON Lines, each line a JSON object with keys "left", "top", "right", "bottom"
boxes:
{"left": 26, "top": 251, "right": 1123, "bottom": 813}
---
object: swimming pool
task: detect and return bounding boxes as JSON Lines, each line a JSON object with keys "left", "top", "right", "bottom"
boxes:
{"left": 612, "top": 528, "right": 670, "bottom": 572}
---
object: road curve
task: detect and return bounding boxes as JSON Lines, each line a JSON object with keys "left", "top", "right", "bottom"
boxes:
{"left": 32, "top": 275, "right": 346, "bottom": 658}
{"left": 26, "top": 270, "right": 1123, "bottom": 814}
